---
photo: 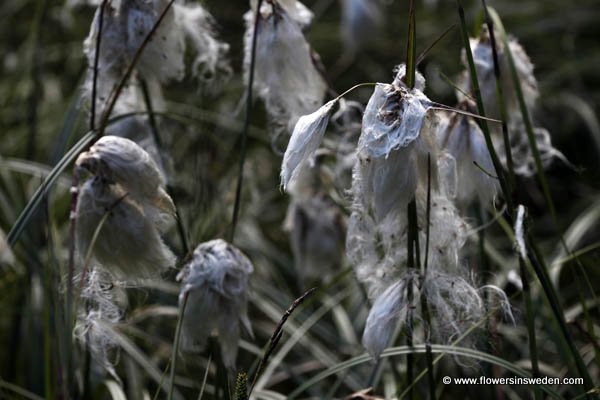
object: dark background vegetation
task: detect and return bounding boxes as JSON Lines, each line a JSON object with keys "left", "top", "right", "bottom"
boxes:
{"left": 0, "top": 0, "right": 598, "bottom": 399}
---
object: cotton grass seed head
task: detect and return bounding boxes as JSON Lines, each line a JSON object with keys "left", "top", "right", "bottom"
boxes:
{"left": 76, "top": 178, "right": 176, "bottom": 280}
{"left": 353, "top": 65, "right": 437, "bottom": 221}
{"left": 177, "top": 239, "right": 253, "bottom": 368}
{"left": 76, "top": 135, "right": 175, "bottom": 215}
{"left": 75, "top": 136, "right": 176, "bottom": 280}
{"left": 459, "top": 25, "right": 538, "bottom": 120}
{"left": 83, "top": 0, "right": 230, "bottom": 119}
{"left": 245, "top": 0, "right": 326, "bottom": 136}
{"left": 435, "top": 110, "right": 498, "bottom": 206}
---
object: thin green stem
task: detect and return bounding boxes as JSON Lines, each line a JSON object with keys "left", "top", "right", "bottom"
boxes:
{"left": 456, "top": 0, "right": 513, "bottom": 216}
{"left": 230, "top": 0, "right": 264, "bottom": 243}
{"left": 421, "top": 154, "right": 436, "bottom": 400}
{"left": 481, "top": 0, "right": 515, "bottom": 189}
{"left": 168, "top": 292, "right": 188, "bottom": 400}
{"left": 96, "top": 0, "right": 176, "bottom": 140}
{"left": 139, "top": 77, "right": 189, "bottom": 254}
{"left": 404, "top": 0, "right": 417, "bottom": 89}
{"left": 90, "top": 0, "right": 108, "bottom": 131}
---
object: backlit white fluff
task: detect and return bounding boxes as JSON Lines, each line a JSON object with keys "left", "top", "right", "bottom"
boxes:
{"left": 83, "top": 0, "right": 230, "bottom": 121}
{"left": 244, "top": 1, "right": 326, "bottom": 136}
{"left": 73, "top": 268, "right": 127, "bottom": 380}
{"left": 76, "top": 135, "right": 175, "bottom": 215}
{"left": 75, "top": 136, "right": 176, "bottom": 280}
{"left": 177, "top": 239, "right": 253, "bottom": 368}
{"left": 76, "top": 179, "right": 176, "bottom": 280}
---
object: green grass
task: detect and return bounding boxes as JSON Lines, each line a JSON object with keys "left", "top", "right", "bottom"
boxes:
{"left": 0, "top": 0, "right": 598, "bottom": 399}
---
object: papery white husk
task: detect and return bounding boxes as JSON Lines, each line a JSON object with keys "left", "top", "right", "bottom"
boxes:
{"left": 177, "top": 239, "right": 253, "bottom": 368}
{"left": 281, "top": 100, "right": 336, "bottom": 190}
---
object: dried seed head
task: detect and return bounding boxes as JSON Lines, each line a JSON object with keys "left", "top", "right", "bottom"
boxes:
{"left": 76, "top": 135, "right": 175, "bottom": 215}
{"left": 348, "top": 188, "right": 468, "bottom": 300}
{"left": 435, "top": 111, "right": 497, "bottom": 205}
{"left": 245, "top": 1, "right": 326, "bottom": 136}
{"left": 177, "top": 239, "right": 253, "bottom": 368}
{"left": 353, "top": 66, "right": 437, "bottom": 221}
{"left": 458, "top": 27, "right": 568, "bottom": 177}
{"left": 76, "top": 178, "right": 176, "bottom": 280}
{"left": 83, "top": 0, "right": 230, "bottom": 120}
{"left": 459, "top": 25, "right": 538, "bottom": 120}
{"left": 281, "top": 100, "right": 337, "bottom": 191}
{"left": 502, "top": 121, "right": 570, "bottom": 177}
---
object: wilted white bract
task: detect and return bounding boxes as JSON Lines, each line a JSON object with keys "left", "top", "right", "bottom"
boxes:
{"left": 75, "top": 136, "right": 176, "bottom": 280}
{"left": 177, "top": 239, "right": 253, "bottom": 368}
{"left": 281, "top": 99, "right": 337, "bottom": 190}
{"left": 244, "top": 0, "right": 327, "bottom": 136}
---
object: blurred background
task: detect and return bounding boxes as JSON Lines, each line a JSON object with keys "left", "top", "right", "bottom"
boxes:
{"left": 0, "top": 0, "right": 598, "bottom": 399}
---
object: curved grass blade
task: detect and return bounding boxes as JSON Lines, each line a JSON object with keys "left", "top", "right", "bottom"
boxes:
{"left": 6, "top": 129, "right": 95, "bottom": 247}
{"left": 288, "top": 345, "right": 563, "bottom": 400}
{"left": 486, "top": 7, "right": 596, "bottom": 393}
